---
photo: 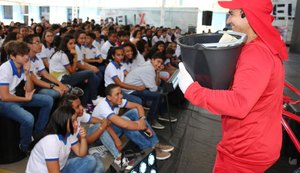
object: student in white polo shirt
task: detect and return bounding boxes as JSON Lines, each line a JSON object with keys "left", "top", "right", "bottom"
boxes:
{"left": 36, "top": 29, "right": 55, "bottom": 69}
{"left": 92, "top": 84, "right": 174, "bottom": 160}
{"left": 26, "top": 106, "right": 101, "bottom": 173}
{"left": 24, "top": 34, "right": 69, "bottom": 100}
{"left": 49, "top": 34, "right": 100, "bottom": 107}
{"left": 104, "top": 47, "right": 143, "bottom": 105}
{"left": 0, "top": 41, "right": 53, "bottom": 153}
{"left": 100, "top": 31, "right": 117, "bottom": 60}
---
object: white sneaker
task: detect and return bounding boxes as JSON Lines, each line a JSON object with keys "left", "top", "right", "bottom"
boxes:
{"left": 114, "top": 157, "right": 129, "bottom": 167}
{"left": 92, "top": 96, "right": 103, "bottom": 106}
{"left": 88, "top": 145, "right": 108, "bottom": 158}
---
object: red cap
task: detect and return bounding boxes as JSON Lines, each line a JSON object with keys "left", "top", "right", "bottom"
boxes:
{"left": 218, "top": 0, "right": 288, "bottom": 60}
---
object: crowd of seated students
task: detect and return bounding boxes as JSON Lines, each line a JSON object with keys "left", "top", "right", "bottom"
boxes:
{"left": 0, "top": 19, "right": 184, "bottom": 172}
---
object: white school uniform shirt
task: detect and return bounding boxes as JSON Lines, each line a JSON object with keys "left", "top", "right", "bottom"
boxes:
{"left": 100, "top": 41, "right": 114, "bottom": 60}
{"left": 36, "top": 44, "right": 55, "bottom": 61}
{"left": 49, "top": 51, "right": 70, "bottom": 81}
{"left": 75, "top": 44, "right": 85, "bottom": 64}
{"left": 124, "top": 61, "right": 157, "bottom": 94}
{"left": 131, "top": 52, "right": 146, "bottom": 70}
{"left": 121, "top": 61, "right": 132, "bottom": 73}
{"left": 92, "top": 97, "right": 128, "bottom": 120}
{"left": 0, "top": 60, "right": 26, "bottom": 98}
{"left": 84, "top": 44, "right": 101, "bottom": 59}
{"left": 104, "top": 61, "right": 125, "bottom": 87}
{"left": 30, "top": 56, "right": 45, "bottom": 80}
{"left": 73, "top": 112, "right": 92, "bottom": 137}
{"left": 26, "top": 134, "right": 78, "bottom": 173}
{"left": 93, "top": 40, "right": 102, "bottom": 52}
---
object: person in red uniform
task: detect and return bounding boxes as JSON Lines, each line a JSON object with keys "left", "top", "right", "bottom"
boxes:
{"left": 178, "top": 0, "right": 288, "bottom": 172}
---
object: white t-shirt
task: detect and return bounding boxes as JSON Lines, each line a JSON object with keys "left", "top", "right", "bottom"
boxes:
{"left": 75, "top": 44, "right": 85, "bottom": 63}
{"left": 49, "top": 51, "right": 70, "bottom": 81}
{"left": 100, "top": 41, "right": 114, "bottom": 60}
{"left": 0, "top": 60, "right": 26, "bottom": 97}
{"left": 131, "top": 52, "right": 146, "bottom": 70}
{"left": 30, "top": 56, "right": 45, "bottom": 80}
{"left": 26, "top": 134, "right": 78, "bottom": 173}
{"left": 121, "top": 61, "right": 132, "bottom": 73}
{"left": 104, "top": 61, "right": 125, "bottom": 87}
{"left": 36, "top": 45, "right": 55, "bottom": 61}
{"left": 84, "top": 44, "right": 101, "bottom": 60}
{"left": 92, "top": 98, "right": 128, "bottom": 120}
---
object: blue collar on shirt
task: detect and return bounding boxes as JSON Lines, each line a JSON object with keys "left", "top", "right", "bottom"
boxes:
{"left": 84, "top": 44, "right": 95, "bottom": 50}
{"left": 57, "top": 133, "right": 71, "bottom": 145}
{"left": 112, "top": 61, "right": 121, "bottom": 69}
{"left": 105, "top": 98, "right": 118, "bottom": 111}
{"left": 30, "top": 56, "right": 38, "bottom": 62}
{"left": 77, "top": 44, "right": 82, "bottom": 49}
{"left": 9, "top": 60, "right": 24, "bottom": 78}
{"left": 109, "top": 41, "right": 116, "bottom": 46}
{"left": 122, "top": 60, "right": 130, "bottom": 65}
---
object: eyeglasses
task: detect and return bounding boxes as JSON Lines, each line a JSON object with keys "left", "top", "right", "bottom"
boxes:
{"left": 31, "top": 41, "right": 41, "bottom": 45}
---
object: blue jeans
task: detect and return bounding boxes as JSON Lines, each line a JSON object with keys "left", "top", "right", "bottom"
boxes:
{"left": 111, "top": 109, "right": 159, "bottom": 150}
{"left": 0, "top": 94, "right": 53, "bottom": 151}
{"left": 131, "top": 90, "right": 161, "bottom": 121}
{"left": 38, "top": 88, "right": 61, "bottom": 100}
{"left": 87, "top": 124, "right": 121, "bottom": 158}
{"left": 62, "top": 155, "right": 103, "bottom": 173}
{"left": 122, "top": 91, "right": 142, "bottom": 105}
{"left": 61, "top": 70, "right": 99, "bottom": 106}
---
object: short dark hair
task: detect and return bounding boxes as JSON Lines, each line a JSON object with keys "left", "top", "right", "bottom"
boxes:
{"left": 4, "top": 41, "right": 30, "bottom": 57}
{"left": 151, "top": 52, "right": 165, "bottom": 62}
{"left": 86, "top": 32, "right": 96, "bottom": 40}
{"left": 105, "top": 84, "right": 120, "bottom": 96}
{"left": 23, "top": 34, "right": 40, "bottom": 44}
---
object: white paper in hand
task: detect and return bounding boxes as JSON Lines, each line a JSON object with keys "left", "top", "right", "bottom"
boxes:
{"left": 178, "top": 62, "right": 194, "bottom": 94}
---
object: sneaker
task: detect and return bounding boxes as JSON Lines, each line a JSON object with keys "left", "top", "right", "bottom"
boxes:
{"left": 155, "top": 149, "right": 171, "bottom": 160}
{"left": 114, "top": 157, "right": 129, "bottom": 167}
{"left": 151, "top": 120, "right": 165, "bottom": 129}
{"left": 88, "top": 145, "right": 108, "bottom": 158}
{"left": 92, "top": 96, "right": 103, "bottom": 106}
{"left": 70, "top": 87, "right": 84, "bottom": 97}
{"left": 158, "top": 115, "right": 177, "bottom": 122}
{"left": 155, "top": 143, "right": 174, "bottom": 152}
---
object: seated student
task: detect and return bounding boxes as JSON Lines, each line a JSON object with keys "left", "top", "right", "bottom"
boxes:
{"left": 105, "top": 47, "right": 143, "bottom": 105}
{"left": 36, "top": 29, "right": 56, "bottom": 69}
{"left": 116, "top": 31, "right": 130, "bottom": 46}
{"left": 92, "top": 84, "right": 174, "bottom": 160}
{"left": 163, "top": 47, "right": 177, "bottom": 75}
{"left": 121, "top": 42, "right": 138, "bottom": 74}
{"left": 26, "top": 106, "right": 101, "bottom": 173}
{"left": 84, "top": 32, "right": 106, "bottom": 74}
{"left": 124, "top": 52, "right": 177, "bottom": 129}
{"left": 23, "top": 34, "right": 69, "bottom": 100}
{"left": 0, "top": 41, "right": 53, "bottom": 152}
{"left": 49, "top": 34, "right": 99, "bottom": 107}
{"left": 100, "top": 31, "right": 117, "bottom": 60}
{"left": 60, "top": 94, "right": 129, "bottom": 167}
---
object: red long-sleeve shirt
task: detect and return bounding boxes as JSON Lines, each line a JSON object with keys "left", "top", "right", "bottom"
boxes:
{"left": 185, "top": 37, "right": 284, "bottom": 165}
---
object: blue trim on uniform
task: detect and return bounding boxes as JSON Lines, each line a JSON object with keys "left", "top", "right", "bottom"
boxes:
{"left": 111, "top": 75, "right": 117, "bottom": 79}
{"left": 84, "top": 44, "right": 95, "bottom": 49}
{"left": 9, "top": 60, "right": 24, "bottom": 78}
{"left": 57, "top": 133, "right": 71, "bottom": 145}
{"left": 0, "top": 83, "right": 9, "bottom": 86}
{"left": 87, "top": 115, "right": 92, "bottom": 123}
{"left": 45, "top": 158, "right": 59, "bottom": 161}
{"left": 105, "top": 98, "right": 118, "bottom": 111}
{"left": 107, "top": 113, "right": 115, "bottom": 119}
{"left": 71, "top": 140, "right": 79, "bottom": 146}
{"left": 111, "top": 61, "right": 121, "bottom": 69}
{"left": 38, "top": 68, "right": 45, "bottom": 73}
{"left": 123, "top": 100, "right": 128, "bottom": 108}
{"left": 109, "top": 41, "right": 116, "bottom": 46}
{"left": 76, "top": 44, "right": 82, "bottom": 49}
{"left": 30, "top": 56, "right": 38, "bottom": 62}
{"left": 63, "top": 63, "right": 70, "bottom": 67}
